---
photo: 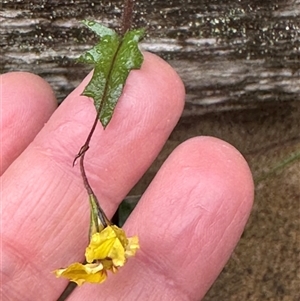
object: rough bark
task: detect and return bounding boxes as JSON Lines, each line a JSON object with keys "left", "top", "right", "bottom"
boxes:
{"left": 1, "top": 0, "right": 299, "bottom": 112}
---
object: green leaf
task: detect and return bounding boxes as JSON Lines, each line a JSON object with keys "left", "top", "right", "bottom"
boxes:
{"left": 80, "top": 21, "right": 145, "bottom": 127}
{"left": 81, "top": 20, "right": 116, "bottom": 38}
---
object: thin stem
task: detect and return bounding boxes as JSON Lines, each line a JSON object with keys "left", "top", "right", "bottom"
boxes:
{"left": 121, "top": 0, "right": 134, "bottom": 35}
{"left": 72, "top": 86, "right": 107, "bottom": 225}
{"left": 72, "top": 107, "right": 101, "bottom": 168}
{"left": 79, "top": 153, "right": 110, "bottom": 226}
{"left": 74, "top": 116, "right": 111, "bottom": 227}
{"left": 56, "top": 4, "right": 134, "bottom": 301}
{"left": 56, "top": 282, "right": 77, "bottom": 301}
{"left": 79, "top": 153, "right": 93, "bottom": 194}
{"left": 256, "top": 151, "right": 300, "bottom": 183}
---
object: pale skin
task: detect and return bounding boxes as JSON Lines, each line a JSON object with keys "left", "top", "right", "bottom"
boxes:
{"left": 1, "top": 52, "right": 254, "bottom": 301}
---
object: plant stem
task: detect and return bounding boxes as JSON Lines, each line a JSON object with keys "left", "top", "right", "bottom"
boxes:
{"left": 72, "top": 109, "right": 100, "bottom": 169}
{"left": 56, "top": 4, "right": 135, "bottom": 301}
{"left": 121, "top": 0, "right": 134, "bottom": 35}
{"left": 256, "top": 151, "right": 300, "bottom": 183}
{"left": 73, "top": 87, "right": 108, "bottom": 226}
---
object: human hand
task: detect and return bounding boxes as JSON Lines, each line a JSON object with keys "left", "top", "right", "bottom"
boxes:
{"left": 1, "top": 52, "right": 254, "bottom": 300}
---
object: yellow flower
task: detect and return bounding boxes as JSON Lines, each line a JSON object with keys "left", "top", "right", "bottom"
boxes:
{"left": 54, "top": 225, "right": 139, "bottom": 285}
{"left": 54, "top": 262, "right": 107, "bottom": 286}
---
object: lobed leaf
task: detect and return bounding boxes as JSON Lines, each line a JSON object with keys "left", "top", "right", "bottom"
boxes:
{"left": 80, "top": 21, "right": 144, "bottom": 127}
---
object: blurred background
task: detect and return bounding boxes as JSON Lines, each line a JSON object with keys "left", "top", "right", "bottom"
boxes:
{"left": 1, "top": 1, "right": 299, "bottom": 300}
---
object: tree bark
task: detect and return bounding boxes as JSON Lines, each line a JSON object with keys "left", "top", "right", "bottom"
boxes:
{"left": 1, "top": 0, "right": 299, "bottom": 112}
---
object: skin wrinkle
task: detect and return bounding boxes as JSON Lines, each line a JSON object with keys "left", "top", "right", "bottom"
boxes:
{"left": 128, "top": 252, "right": 190, "bottom": 301}
{"left": 3, "top": 153, "right": 88, "bottom": 257}
{"left": 159, "top": 182, "right": 212, "bottom": 242}
{"left": 31, "top": 140, "right": 118, "bottom": 221}
{"left": 126, "top": 202, "right": 198, "bottom": 300}
{"left": 185, "top": 184, "right": 212, "bottom": 213}
{"left": 175, "top": 223, "right": 219, "bottom": 299}
{"left": 197, "top": 189, "right": 253, "bottom": 296}
{"left": 119, "top": 257, "right": 188, "bottom": 301}
{"left": 118, "top": 92, "right": 152, "bottom": 130}
{"left": 173, "top": 222, "right": 212, "bottom": 299}
{"left": 1, "top": 194, "right": 87, "bottom": 301}
{"left": 135, "top": 236, "right": 172, "bottom": 274}
{"left": 206, "top": 202, "right": 243, "bottom": 261}
{"left": 33, "top": 120, "right": 90, "bottom": 167}
{"left": 1, "top": 237, "right": 54, "bottom": 301}
{"left": 1, "top": 238, "right": 35, "bottom": 280}
{"left": 41, "top": 189, "right": 87, "bottom": 245}
{"left": 86, "top": 120, "right": 173, "bottom": 208}
{"left": 1, "top": 171, "right": 40, "bottom": 220}
{"left": 4, "top": 149, "right": 79, "bottom": 209}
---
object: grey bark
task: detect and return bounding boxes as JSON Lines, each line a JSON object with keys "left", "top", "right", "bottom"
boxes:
{"left": 1, "top": 0, "right": 299, "bottom": 112}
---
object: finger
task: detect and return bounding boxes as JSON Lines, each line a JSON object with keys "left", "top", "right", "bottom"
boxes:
{"left": 0, "top": 72, "right": 57, "bottom": 175}
{"left": 72, "top": 137, "right": 254, "bottom": 301}
{"left": 1, "top": 52, "right": 185, "bottom": 300}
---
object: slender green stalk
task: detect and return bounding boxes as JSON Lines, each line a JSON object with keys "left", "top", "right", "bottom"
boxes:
{"left": 256, "top": 151, "right": 300, "bottom": 183}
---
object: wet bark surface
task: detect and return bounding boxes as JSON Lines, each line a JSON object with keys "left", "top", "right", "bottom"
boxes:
{"left": 1, "top": 0, "right": 299, "bottom": 109}
{"left": 1, "top": 1, "right": 300, "bottom": 300}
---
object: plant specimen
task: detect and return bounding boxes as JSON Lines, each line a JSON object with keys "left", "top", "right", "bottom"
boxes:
{"left": 54, "top": 0, "right": 144, "bottom": 294}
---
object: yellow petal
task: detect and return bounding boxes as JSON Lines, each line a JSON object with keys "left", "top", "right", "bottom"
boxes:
{"left": 54, "top": 262, "right": 106, "bottom": 286}
{"left": 107, "top": 238, "right": 126, "bottom": 267}
{"left": 85, "top": 234, "right": 115, "bottom": 263}
{"left": 125, "top": 236, "right": 140, "bottom": 257}
{"left": 85, "top": 226, "right": 128, "bottom": 265}
{"left": 110, "top": 225, "right": 128, "bottom": 247}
